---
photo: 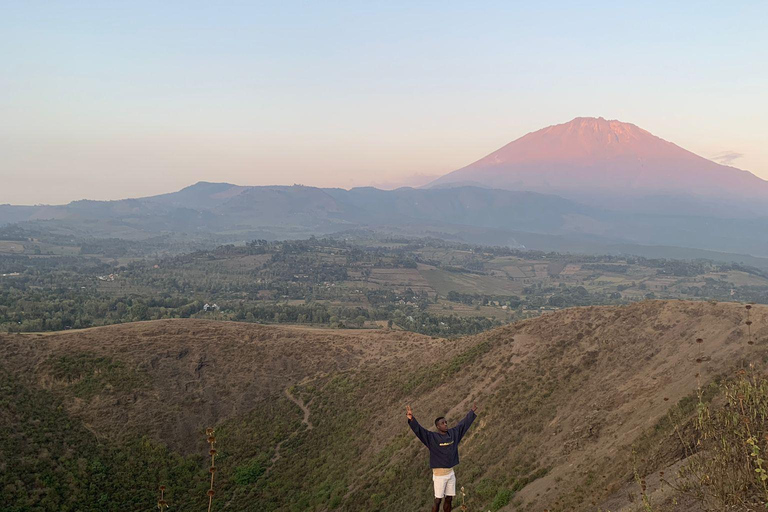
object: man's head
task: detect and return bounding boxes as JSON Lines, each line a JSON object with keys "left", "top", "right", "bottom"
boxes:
{"left": 434, "top": 416, "right": 448, "bottom": 433}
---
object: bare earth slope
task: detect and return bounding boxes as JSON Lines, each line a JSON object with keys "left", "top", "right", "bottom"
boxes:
{"left": 1, "top": 301, "right": 766, "bottom": 511}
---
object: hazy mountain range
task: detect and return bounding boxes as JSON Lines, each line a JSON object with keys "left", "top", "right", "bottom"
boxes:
{"left": 3, "top": 117, "right": 768, "bottom": 261}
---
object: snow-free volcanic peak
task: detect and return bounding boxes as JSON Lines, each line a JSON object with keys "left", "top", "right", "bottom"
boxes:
{"left": 428, "top": 116, "right": 768, "bottom": 203}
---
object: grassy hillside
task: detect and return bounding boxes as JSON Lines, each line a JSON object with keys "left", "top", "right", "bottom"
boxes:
{"left": 1, "top": 300, "right": 766, "bottom": 511}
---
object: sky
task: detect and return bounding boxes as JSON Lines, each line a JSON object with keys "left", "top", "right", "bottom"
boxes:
{"left": 1, "top": 1, "right": 767, "bottom": 205}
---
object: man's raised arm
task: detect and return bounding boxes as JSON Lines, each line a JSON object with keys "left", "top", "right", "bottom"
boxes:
{"left": 453, "top": 404, "right": 478, "bottom": 442}
{"left": 406, "top": 405, "right": 430, "bottom": 447}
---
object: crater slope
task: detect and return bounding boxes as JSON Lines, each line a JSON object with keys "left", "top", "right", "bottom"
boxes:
{"left": 1, "top": 300, "right": 765, "bottom": 511}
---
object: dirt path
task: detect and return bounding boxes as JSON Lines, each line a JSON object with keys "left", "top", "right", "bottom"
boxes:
{"left": 268, "top": 386, "right": 314, "bottom": 469}
{"left": 284, "top": 386, "right": 313, "bottom": 430}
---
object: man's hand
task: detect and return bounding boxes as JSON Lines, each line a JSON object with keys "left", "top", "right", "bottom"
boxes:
{"left": 406, "top": 405, "right": 413, "bottom": 421}
{"left": 471, "top": 403, "right": 478, "bottom": 413}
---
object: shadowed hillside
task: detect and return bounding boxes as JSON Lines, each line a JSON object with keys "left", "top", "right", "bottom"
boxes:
{"left": 1, "top": 301, "right": 766, "bottom": 511}
{"left": 6, "top": 181, "right": 768, "bottom": 258}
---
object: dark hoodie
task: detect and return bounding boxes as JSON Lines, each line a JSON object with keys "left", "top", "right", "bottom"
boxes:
{"left": 408, "top": 410, "right": 476, "bottom": 468}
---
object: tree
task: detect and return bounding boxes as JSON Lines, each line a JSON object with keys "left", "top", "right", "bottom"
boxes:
{"left": 130, "top": 302, "right": 149, "bottom": 321}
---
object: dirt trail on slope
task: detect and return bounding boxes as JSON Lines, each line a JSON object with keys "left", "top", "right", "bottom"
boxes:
{"left": 0, "top": 319, "right": 438, "bottom": 454}
{"left": 284, "top": 386, "right": 313, "bottom": 430}
{"left": 269, "top": 386, "right": 314, "bottom": 468}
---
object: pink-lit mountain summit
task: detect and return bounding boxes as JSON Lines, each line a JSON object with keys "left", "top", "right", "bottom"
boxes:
{"left": 429, "top": 117, "right": 768, "bottom": 202}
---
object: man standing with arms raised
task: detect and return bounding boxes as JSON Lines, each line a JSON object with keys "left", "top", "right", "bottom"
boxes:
{"left": 406, "top": 404, "right": 478, "bottom": 512}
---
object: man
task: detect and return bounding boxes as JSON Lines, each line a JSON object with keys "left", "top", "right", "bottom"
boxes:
{"left": 406, "top": 404, "right": 477, "bottom": 512}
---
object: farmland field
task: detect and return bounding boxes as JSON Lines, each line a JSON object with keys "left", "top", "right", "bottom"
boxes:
{"left": 0, "top": 241, "right": 25, "bottom": 253}
{"left": 3, "top": 236, "right": 768, "bottom": 337}
{"left": 419, "top": 266, "right": 524, "bottom": 296}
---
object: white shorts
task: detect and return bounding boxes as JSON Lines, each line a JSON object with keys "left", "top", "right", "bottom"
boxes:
{"left": 433, "top": 469, "right": 456, "bottom": 498}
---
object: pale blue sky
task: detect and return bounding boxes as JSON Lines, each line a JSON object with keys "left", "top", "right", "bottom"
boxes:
{"left": 2, "top": 1, "right": 767, "bottom": 204}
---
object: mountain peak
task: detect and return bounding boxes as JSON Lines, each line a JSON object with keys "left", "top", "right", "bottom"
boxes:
{"left": 563, "top": 116, "right": 635, "bottom": 131}
{"left": 536, "top": 117, "right": 652, "bottom": 147}
{"left": 428, "top": 117, "right": 768, "bottom": 202}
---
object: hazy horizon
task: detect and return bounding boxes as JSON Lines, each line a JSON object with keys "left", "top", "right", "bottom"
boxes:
{"left": 2, "top": 2, "right": 767, "bottom": 204}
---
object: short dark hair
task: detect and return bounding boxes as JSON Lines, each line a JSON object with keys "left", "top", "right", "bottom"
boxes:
{"left": 434, "top": 416, "right": 445, "bottom": 426}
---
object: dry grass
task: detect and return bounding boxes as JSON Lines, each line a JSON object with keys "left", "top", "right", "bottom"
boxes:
{"left": 2, "top": 300, "right": 768, "bottom": 510}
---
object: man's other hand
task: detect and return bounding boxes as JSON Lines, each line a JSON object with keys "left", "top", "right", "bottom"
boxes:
{"left": 471, "top": 404, "right": 478, "bottom": 413}
{"left": 406, "top": 405, "right": 413, "bottom": 420}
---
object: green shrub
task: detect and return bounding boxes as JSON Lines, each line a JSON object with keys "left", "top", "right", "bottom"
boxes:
{"left": 474, "top": 477, "right": 500, "bottom": 501}
{"left": 491, "top": 488, "right": 513, "bottom": 510}
{"left": 233, "top": 459, "right": 266, "bottom": 486}
{"left": 329, "top": 494, "right": 343, "bottom": 509}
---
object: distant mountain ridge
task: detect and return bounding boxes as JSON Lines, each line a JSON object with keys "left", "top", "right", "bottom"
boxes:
{"left": 4, "top": 116, "right": 768, "bottom": 260}
{"left": 1, "top": 182, "right": 587, "bottom": 236}
{"left": 3, "top": 181, "right": 768, "bottom": 261}
{"left": 429, "top": 117, "right": 768, "bottom": 213}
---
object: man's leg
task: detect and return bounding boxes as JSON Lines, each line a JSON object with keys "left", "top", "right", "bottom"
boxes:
{"left": 443, "top": 470, "right": 456, "bottom": 512}
{"left": 432, "top": 472, "right": 446, "bottom": 512}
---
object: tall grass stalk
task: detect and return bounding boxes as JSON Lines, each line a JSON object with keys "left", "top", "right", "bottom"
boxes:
{"left": 669, "top": 304, "right": 768, "bottom": 510}
{"left": 157, "top": 485, "right": 168, "bottom": 510}
{"left": 206, "top": 428, "right": 217, "bottom": 512}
